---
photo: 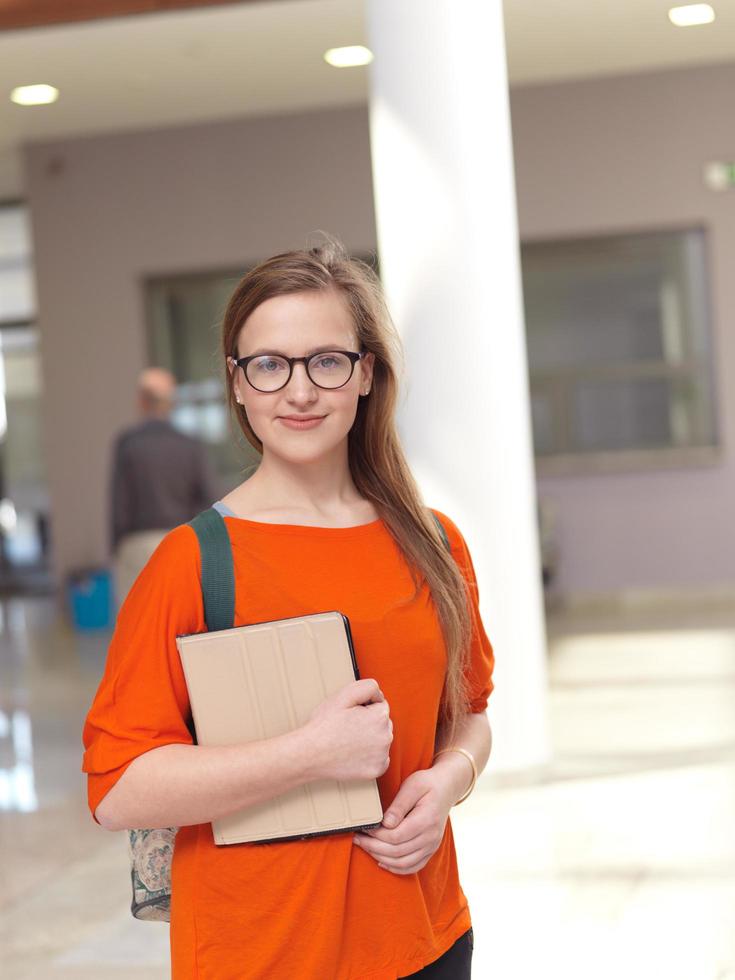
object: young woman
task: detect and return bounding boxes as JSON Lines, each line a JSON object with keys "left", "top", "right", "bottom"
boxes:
{"left": 83, "top": 237, "right": 494, "bottom": 979}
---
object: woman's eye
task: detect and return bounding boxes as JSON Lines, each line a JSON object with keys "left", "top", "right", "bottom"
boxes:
{"left": 315, "top": 356, "right": 337, "bottom": 368}
{"left": 256, "top": 358, "right": 283, "bottom": 373}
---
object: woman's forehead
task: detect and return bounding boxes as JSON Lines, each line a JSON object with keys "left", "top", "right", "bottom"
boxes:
{"left": 239, "top": 290, "right": 357, "bottom": 351}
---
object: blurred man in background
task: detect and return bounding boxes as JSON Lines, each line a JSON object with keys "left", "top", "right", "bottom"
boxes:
{"left": 109, "top": 367, "right": 221, "bottom": 606}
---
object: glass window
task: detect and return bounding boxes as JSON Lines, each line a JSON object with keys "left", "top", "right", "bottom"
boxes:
{"left": 0, "top": 327, "right": 49, "bottom": 570}
{"left": 521, "top": 228, "right": 718, "bottom": 467}
{"left": 0, "top": 204, "right": 36, "bottom": 325}
{"left": 145, "top": 270, "right": 254, "bottom": 487}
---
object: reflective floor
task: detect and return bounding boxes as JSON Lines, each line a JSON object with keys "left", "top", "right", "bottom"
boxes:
{"left": 1, "top": 595, "right": 734, "bottom": 979}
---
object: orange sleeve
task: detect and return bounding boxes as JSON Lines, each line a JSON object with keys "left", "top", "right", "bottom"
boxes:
{"left": 81, "top": 524, "right": 205, "bottom": 823}
{"left": 431, "top": 508, "right": 495, "bottom": 712}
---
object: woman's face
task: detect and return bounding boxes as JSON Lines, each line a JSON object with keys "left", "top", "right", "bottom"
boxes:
{"left": 230, "top": 289, "right": 375, "bottom": 464}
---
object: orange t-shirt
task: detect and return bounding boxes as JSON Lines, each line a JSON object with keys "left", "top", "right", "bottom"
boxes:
{"left": 82, "top": 508, "right": 494, "bottom": 979}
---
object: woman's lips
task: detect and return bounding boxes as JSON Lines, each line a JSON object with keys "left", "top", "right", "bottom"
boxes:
{"left": 277, "top": 416, "right": 326, "bottom": 430}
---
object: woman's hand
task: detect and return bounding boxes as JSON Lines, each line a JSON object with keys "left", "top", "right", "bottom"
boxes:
{"left": 352, "top": 762, "right": 465, "bottom": 875}
{"left": 304, "top": 679, "right": 394, "bottom": 782}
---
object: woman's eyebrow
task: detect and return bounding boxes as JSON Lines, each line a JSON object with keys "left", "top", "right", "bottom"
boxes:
{"left": 246, "top": 345, "right": 352, "bottom": 357}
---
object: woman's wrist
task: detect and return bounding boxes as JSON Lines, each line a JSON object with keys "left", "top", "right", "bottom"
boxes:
{"left": 431, "top": 748, "right": 476, "bottom": 806}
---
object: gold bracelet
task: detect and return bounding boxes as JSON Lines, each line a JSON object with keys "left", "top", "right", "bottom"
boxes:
{"left": 432, "top": 747, "right": 477, "bottom": 805}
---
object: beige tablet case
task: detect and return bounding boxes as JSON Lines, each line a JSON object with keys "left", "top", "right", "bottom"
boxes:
{"left": 176, "top": 610, "right": 384, "bottom": 846}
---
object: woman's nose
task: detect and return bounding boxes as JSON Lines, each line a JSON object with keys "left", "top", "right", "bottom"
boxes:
{"left": 285, "top": 362, "right": 317, "bottom": 397}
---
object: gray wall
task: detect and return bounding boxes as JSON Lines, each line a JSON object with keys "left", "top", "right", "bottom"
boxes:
{"left": 510, "top": 62, "right": 735, "bottom": 596}
{"left": 25, "top": 61, "right": 735, "bottom": 597}
{"left": 25, "top": 105, "right": 376, "bottom": 586}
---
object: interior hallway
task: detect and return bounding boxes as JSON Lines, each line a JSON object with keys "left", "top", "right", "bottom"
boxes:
{"left": 1, "top": 595, "right": 733, "bottom": 979}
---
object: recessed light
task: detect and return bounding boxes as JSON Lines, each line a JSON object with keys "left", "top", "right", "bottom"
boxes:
{"left": 668, "top": 4, "right": 716, "bottom": 26}
{"left": 10, "top": 84, "right": 59, "bottom": 106}
{"left": 323, "top": 45, "right": 373, "bottom": 68}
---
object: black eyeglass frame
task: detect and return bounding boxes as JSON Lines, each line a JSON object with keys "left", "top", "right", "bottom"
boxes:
{"left": 228, "top": 350, "right": 368, "bottom": 392}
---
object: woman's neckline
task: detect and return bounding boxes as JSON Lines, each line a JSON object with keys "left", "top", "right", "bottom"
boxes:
{"left": 212, "top": 500, "right": 383, "bottom": 533}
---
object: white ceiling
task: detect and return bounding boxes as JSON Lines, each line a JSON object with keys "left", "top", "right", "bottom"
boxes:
{"left": 1, "top": 0, "right": 734, "bottom": 199}
{"left": 505, "top": 0, "right": 735, "bottom": 82}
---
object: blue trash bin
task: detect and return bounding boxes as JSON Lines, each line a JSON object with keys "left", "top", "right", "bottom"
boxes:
{"left": 67, "top": 567, "right": 114, "bottom": 631}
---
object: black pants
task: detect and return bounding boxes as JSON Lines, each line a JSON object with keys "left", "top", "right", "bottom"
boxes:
{"left": 399, "top": 928, "right": 473, "bottom": 979}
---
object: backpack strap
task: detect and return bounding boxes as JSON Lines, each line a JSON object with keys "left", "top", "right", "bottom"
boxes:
{"left": 430, "top": 510, "right": 451, "bottom": 553}
{"left": 188, "top": 507, "right": 235, "bottom": 632}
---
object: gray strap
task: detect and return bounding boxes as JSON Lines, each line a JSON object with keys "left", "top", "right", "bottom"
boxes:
{"left": 188, "top": 507, "right": 235, "bottom": 632}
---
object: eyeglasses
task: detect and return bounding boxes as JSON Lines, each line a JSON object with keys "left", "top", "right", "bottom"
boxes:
{"left": 229, "top": 350, "right": 368, "bottom": 393}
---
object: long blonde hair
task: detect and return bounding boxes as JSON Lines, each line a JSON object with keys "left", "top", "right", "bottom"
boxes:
{"left": 221, "top": 235, "right": 473, "bottom": 747}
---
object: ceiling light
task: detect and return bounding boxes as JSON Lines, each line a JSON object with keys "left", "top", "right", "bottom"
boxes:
{"left": 668, "top": 4, "right": 716, "bottom": 26}
{"left": 10, "top": 84, "right": 59, "bottom": 106}
{"left": 324, "top": 46, "right": 373, "bottom": 68}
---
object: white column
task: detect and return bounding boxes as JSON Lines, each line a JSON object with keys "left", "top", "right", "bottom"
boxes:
{"left": 366, "top": 0, "right": 550, "bottom": 770}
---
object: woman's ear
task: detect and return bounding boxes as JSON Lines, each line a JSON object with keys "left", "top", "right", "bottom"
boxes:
{"left": 363, "top": 352, "right": 375, "bottom": 392}
{"left": 227, "top": 357, "right": 243, "bottom": 404}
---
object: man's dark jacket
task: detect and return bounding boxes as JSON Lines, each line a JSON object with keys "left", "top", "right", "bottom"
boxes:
{"left": 109, "top": 417, "right": 221, "bottom": 552}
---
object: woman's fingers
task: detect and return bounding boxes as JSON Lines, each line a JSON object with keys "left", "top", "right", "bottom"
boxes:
{"left": 377, "top": 846, "right": 430, "bottom": 874}
{"left": 354, "top": 829, "right": 429, "bottom": 870}
{"left": 361, "top": 819, "right": 424, "bottom": 846}
{"left": 354, "top": 828, "right": 432, "bottom": 860}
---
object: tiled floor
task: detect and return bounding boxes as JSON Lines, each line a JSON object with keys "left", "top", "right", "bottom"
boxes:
{"left": 1, "top": 595, "right": 734, "bottom": 979}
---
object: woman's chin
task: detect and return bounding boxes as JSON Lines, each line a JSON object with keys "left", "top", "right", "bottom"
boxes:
{"left": 266, "top": 437, "right": 347, "bottom": 464}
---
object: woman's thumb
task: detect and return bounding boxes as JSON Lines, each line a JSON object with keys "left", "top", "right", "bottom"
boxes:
{"left": 382, "top": 810, "right": 400, "bottom": 828}
{"left": 383, "top": 783, "right": 416, "bottom": 830}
